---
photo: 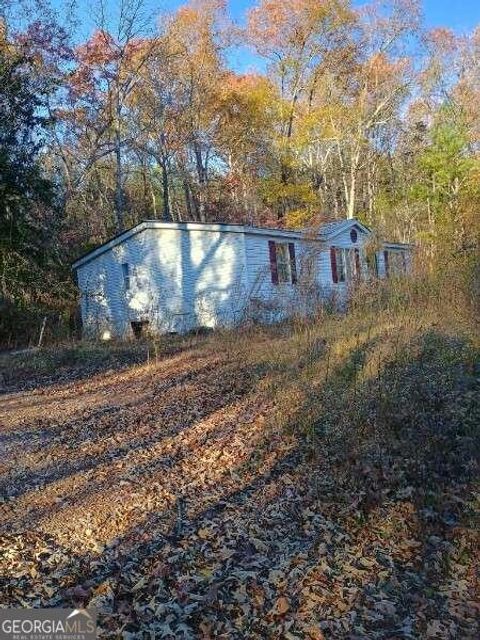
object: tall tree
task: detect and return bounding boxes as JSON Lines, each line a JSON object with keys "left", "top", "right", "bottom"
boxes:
{"left": 247, "top": 0, "right": 354, "bottom": 220}
{"left": 0, "top": 21, "right": 59, "bottom": 303}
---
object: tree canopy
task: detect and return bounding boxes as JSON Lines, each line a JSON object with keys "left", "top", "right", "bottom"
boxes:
{"left": 0, "top": 0, "right": 479, "bottom": 313}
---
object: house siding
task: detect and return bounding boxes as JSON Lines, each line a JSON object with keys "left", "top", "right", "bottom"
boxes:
{"left": 318, "top": 226, "right": 371, "bottom": 301}
{"left": 77, "top": 226, "right": 248, "bottom": 338}
{"left": 77, "top": 249, "right": 127, "bottom": 338}
{"left": 244, "top": 233, "right": 326, "bottom": 323}
{"left": 379, "top": 246, "right": 412, "bottom": 278}
{"left": 74, "top": 220, "right": 412, "bottom": 339}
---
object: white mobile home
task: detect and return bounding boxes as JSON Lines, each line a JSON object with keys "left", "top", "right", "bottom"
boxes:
{"left": 72, "top": 219, "right": 411, "bottom": 339}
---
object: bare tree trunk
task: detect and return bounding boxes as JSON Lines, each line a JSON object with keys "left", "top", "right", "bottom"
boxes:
{"left": 141, "top": 161, "right": 150, "bottom": 218}
{"left": 193, "top": 144, "right": 207, "bottom": 222}
{"left": 184, "top": 178, "right": 194, "bottom": 220}
{"left": 161, "top": 157, "right": 172, "bottom": 221}
{"left": 346, "top": 147, "right": 362, "bottom": 219}
{"left": 336, "top": 141, "right": 351, "bottom": 218}
{"left": 114, "top": 98, "right": 125, "bottom": 231}
{"left": 332, "top": 177, "right": 339, "bottom": 218}
{"left": 366, "top": 159, "right": 375, "bottom": 224}
{"left": 347, "top": 176, "right": 356, "bottom": 219}
{"left": 150, "top": 184, "right": 157, "bottom": 218}
{"left": 241, "top": 180, "right": 249, "bottom": 222}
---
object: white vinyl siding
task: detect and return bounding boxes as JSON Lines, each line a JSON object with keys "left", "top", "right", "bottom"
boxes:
{"left": 77, "top": 226, "right": 248, "bottom": 338}
{"left": 74, "top": 221, "right": 411, "bottom": 338}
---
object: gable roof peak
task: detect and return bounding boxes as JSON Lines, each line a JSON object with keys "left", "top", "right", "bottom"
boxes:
{"left": 316, "top": 218, "right": 371, "bottom": 238}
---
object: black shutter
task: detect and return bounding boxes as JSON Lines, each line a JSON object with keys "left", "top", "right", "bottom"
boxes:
{"left": 288, "top": 243, "right": 297, "bottom": 284}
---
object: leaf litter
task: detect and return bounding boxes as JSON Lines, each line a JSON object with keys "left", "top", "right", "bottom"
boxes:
{"left": 0, "top": 327, "right": 478, "bottom": 639}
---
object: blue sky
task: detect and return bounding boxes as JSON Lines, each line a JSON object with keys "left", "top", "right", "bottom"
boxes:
{"left": 420, "top": 0, "right": 480, "bottom": 32}
{"left": 140, "top": 0, "right": 480, "bottom": 31}
{"left": 233, "top": 0, "right": 478, "bottom": 32}
{"left": 51, "top": 0, "right": 479, "bottom": 72}
{"left": 56, "top": 0, "right": 480, "bottom": 33}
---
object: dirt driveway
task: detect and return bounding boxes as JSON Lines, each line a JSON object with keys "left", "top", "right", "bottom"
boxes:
{"left": 1, "top": 338, "right": 478, "bottom": 639}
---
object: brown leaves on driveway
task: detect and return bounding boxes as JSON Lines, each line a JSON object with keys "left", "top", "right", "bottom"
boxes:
{"left": 1, "top": 331, "right": 478, "bottom": 639}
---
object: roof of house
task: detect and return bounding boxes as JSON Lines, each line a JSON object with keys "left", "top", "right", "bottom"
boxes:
{"left": 317, "top": 219, "right": 360, "bottom": 237}
{"left": 384, "top": 242, "right": 414, "bottom": 250}
{"left": 71, "top": 218, "right": 386, "bottom": 270}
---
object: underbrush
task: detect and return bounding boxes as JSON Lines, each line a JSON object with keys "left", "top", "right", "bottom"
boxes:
{"left": 0, "top": 298, "right": 77, "bottom": 351}
{"left": 221, "top": 272, "right": 480, "bottom": 534}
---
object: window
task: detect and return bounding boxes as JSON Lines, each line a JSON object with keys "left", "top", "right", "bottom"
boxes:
{"left": 269, "top": 241, "right": 297, "bottom": 285}
{"left": 135, "top": 265, "right": 147, "bottom": 290}
{"left": 385, "top": 250, "right": 407, "bottom": 276}
{"left": 276, "top": 243, "right": 291, "bottom": 283}
{"left": 337, "top": 249, "right": 346, "bottom": 282}
{"left": 122, "top": 263, "right": 131, "bottom": 290}
{"left": 122, "top": 264, "right": 149, "bottom": 291}
{"left": 331, "top": 248, "right": 361, "bottom": 283}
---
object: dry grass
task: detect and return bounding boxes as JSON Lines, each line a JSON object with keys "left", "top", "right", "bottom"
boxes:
{"left": 1, "top": 275, "right": 479, "bottom": 638}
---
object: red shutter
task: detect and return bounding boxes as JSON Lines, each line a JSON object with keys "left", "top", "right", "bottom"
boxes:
{"left": 288, "top": 242, "right": 297, "bottom": 284}
{"left": 384, "top": 250, "right": 389, "bottom": 277}
{"left": 354, "top": 248, "right": 361, "bottom": 279}
{"left": 330, "top": 247, "right": 338, "bottom": 283}
{"left": 269, "top": 241, "right": 279, "bottom": 285}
